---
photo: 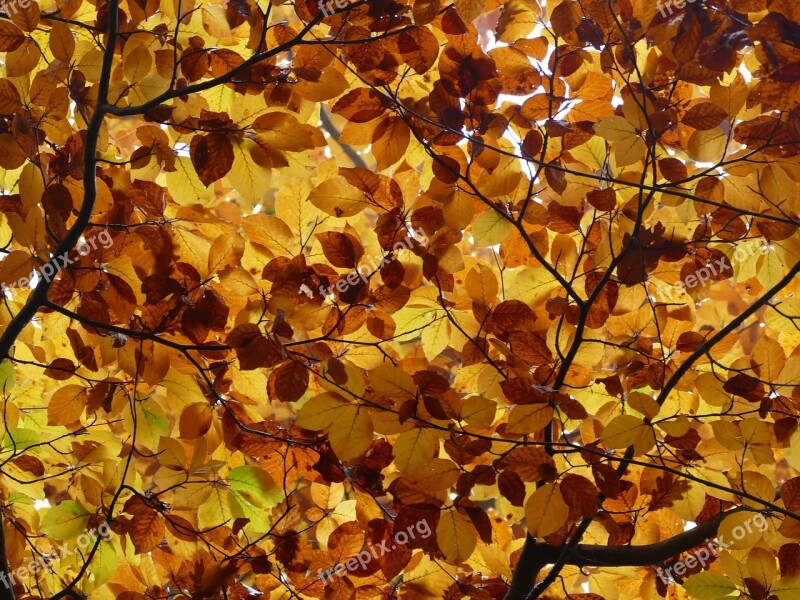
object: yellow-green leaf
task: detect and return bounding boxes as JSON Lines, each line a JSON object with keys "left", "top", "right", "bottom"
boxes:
{"left": 682, "top": 571, "right": 738, "bottom": 600}
{"left": 40, "top": 501, "right": 90, "bottom": 541}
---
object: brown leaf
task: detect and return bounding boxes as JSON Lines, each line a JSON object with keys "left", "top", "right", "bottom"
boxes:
{"left": 586, "top": 188, "right": 616, "bottom": 211}
{"left": 498, "top": 446, "right": 556, "bottom": 482}
{"left": 397, "top": 27, "right": 439, "bottom": 74}
{"left": 412, "top": 0, "right": 441, "bottom": 24}
{"left": 498, "top": 471, "right": 525, "bottom": 506}
{"left": 44, "top": 358, "right": 77, "bottom": 381}
{"left": 9, "top": 0, "right": 39, "bottom": 33}
{"left": 500, "top": 377, "right": 538, "bottom": 405}
{"left": 508, "top": 331, "right": 553, "bottom": 366}
{"left": 332, "top": 88, "right": 390, "bottom": 123}
{"left": 131, "top": 180, "right": 167, "bottom": 216}
{"left": 464, "top": 506, "right": 492, "bottom": 544}
{"left": 328, "top": 521, "right": 365, "bottom": 563}
{"left": 209, "top": 48, "right": 244, "bottom": 78}
{"left": 782, "top": 477, "right": 800, "bottom": 513}
{"left": 521, "top": 130, "right": 544, "bottom": 158}
{"left": 658, "top": 158, "right": 689, "bottom": 182}
{"left": 556, "top": 394, "right": 588, "bottom": 420}
{"left": 11, "top": 455, "right": 44, "bottom": 477}
{"left": 676, "top": 331, "right": 706, "bottom": 352}
{"left": 723, "top": 373, "right": 764, "bottom": 402}
{"left": 547, "top": 202, "right": 582, "bottom": 233}
{"left": 561, "top": 474, "right": 599, "bottom": 518}
{"left": 226, "top": 324, "right": 283, "bottom": 370}
{"left": 268, "top": 360, "right": 310, "bottom": 402}
{"left": 545, "top": 165, "right": 567, "bottom": 194}
{"left": 683, "top": 102, "right": 727, "bottom": 130}
{"left": 591, "top": 463, "right": 621, "bottom": 498}
{"left": 179, "top": 403, "right": 213, "bottom": 439}
{"left": 550, "top": 0, "right": 582, "bottom": 37}
{"left": 190, "top": 133, "right": 234, "bottom": 186}
{"left": 0, "top": 21, "right": 25, "bottom": 52}
{"left": 316, "top": 231, "right": 364, "bottom": 269}
{"left": 0, "top": 79, "right": 21, "bottom": 113}
{"left": 129, "top": 508, "right": 165, "bottom": 554}
{"left": 779, "top": 543, "right": 800, "bottom": 577}
{"left": 492, "top": 299, "right": 536, "bottom": 333}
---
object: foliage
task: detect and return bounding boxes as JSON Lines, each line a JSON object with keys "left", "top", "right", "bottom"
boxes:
{"left": 0, "top": 0, "right": 799, "bottom": 599}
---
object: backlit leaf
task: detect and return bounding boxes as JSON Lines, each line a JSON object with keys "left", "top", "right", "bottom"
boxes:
{"left": 40, "top": 501, "right": 89, "bottom": 541}
{"left": 525, "top": 483, "right": 569, "bottom": 538}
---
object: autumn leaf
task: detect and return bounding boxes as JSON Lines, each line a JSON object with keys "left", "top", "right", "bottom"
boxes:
{"left": 0, "top": 21, "right": 25, "bottom": 52}
{"left": 454, "top": 0, "right": 485, "bottom": 23}
{"left": 124, "top": 497, "right": 165, "bottom": 554}
{"left": 683, "top": 102, "right": 728, "bottom": 130}
{"left": 309, "top": 177, "right": 368, "bottom": 217}
{"left": 506, "top": 403, "right": 553, "bottom": 434}
{"left": 316, "top": 231, "right": 364, "bottom": 268}
{"left": 227, "top": 466, "right": 282, "bottom": 508}
{"left": 268, "top": 360, "right": 310, "bottom": 402}
{"left": 525, "top": 483, "right": 569, "bottom": 538}
{"left": 0, "top": 2, "right": 799, "bottom": 598}
{"left": 40, "top": 501, "right": 90, "bottom": 541}
{"left": 473, "top": 209, "right": 513, "bottom": 246}
{"left": 47, "top": 385, "right": 88, "bottom": 426}
{"left": 190, "top": 133, "right": 235, "bottom": 186}
{"left": 600, "top": 415, "right": 656, "bottom": 455}
{"left": 179, "top": 402, "right": 213, "bottom": 439}
{"left": 550, "top": 0, "right": 582, "bottom": 36}
{"left": 682, "top": 571, "right": 738, "bottom": 600}
{"left": 437, "top": 507, "right": 477, "bottom": 563}
{"left": 0, "top": 360, "right": 15, "bottom": 393}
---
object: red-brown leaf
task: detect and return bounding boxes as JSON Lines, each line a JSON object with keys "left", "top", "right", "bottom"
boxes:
{"left": 190, "top": 133, "right": 234, "bottom": 186}
{"left": 268, "top": 360, "right": 309, "bottom": 402}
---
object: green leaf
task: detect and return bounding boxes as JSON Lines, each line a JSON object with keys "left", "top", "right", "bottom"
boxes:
{"left": 683, "top": 571, "right": 738, "bottom": 600}
{"left": 198, "top": 486, "right": 243, "bottom": 530}
{"left": 8, "top": 492, "right": 33, "bottom": 505}
{"left": 40, "top": 501, "right": 90, "bottom": 541}
{"left": 227, "top": 466, "right": 282, "bottom": 509}
{"left": 134, "top": 398, "right": 168, "bottom": 451}
{"left": 772, "top": 574, "right": 800, "bottom": 600}
{"left": 392, "top": 307, "right": 439, "bottom": 342}
{"left": 229, "top": 489, "right": 272, "bottom": 532}
{"left": 91, "top": 537, "right": 117, "bottom": 587}
{"left": 506, "top": 268, "right": 559, "bottom": 306}
{"left": 472, "top": 209, "right": 513, "bottom": 247}
{"left": 0, "top": 359, "right": 14, "bottom": 393}
{"left": 3, "top": 427, "right": 39, "bottom": 452}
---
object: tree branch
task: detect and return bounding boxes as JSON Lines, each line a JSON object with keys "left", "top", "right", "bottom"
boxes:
{"left": 0, "top": 0, "right": 120, "bottom": 597}
{"left": 319, "top": 105, "right": 368, "bottom": 170}
{"left": 504, "top": 507, "right": 745, "bottom": 599}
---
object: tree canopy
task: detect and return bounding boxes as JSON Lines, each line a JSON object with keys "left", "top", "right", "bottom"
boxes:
{"left": 0, "top": 0, "right": 799, "bottom": 599}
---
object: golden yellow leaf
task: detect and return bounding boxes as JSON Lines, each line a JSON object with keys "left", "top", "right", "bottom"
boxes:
{"left": 525, "top": 483, "right": 569, "bottom": 538}
{"left": 437, "top": 507, "right": 477, "bottom": 563}
{"left": 599, "top": 415, "right": 656, "bottom": 455}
